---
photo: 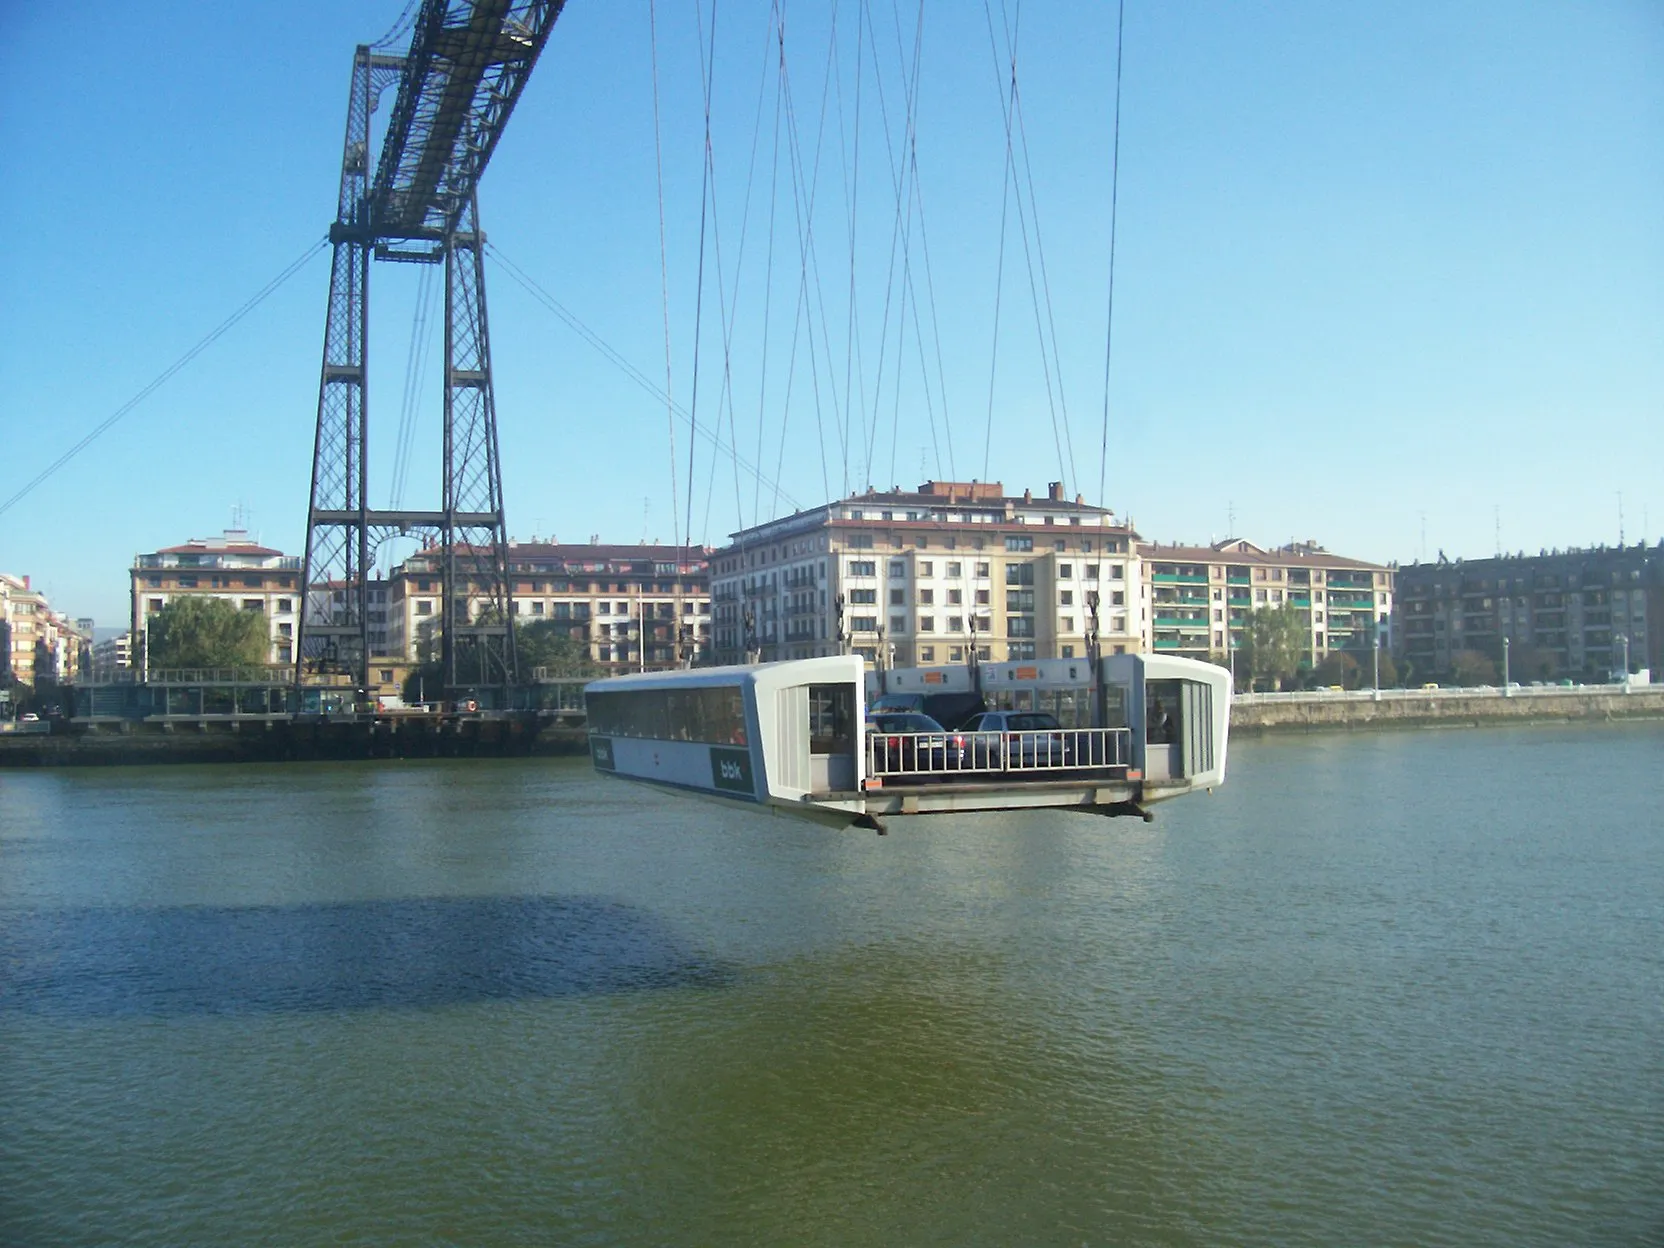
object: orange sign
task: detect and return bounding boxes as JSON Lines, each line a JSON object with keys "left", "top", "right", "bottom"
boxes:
{"left": 1015, "top": 666, "right": 1038, "bottom": 680}
{"left": 923, "top": 670, "right": 944, "bottom": 684}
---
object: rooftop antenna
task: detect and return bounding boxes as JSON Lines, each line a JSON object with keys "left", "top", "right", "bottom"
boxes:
{"left": 1493, "top": 505, "right": 1501, "bottom": 557}
{"left": 1227, "top": 499, "right": 1235, "bottom": 536}
{"left": 1419, "top": 511, "right": 1427, "bottom": 563}
{"left": 643, "top": 496, "right": 651, "bottom": 543}
{"left": 1618, "top": 491, "right": 1625, "bottom": 545}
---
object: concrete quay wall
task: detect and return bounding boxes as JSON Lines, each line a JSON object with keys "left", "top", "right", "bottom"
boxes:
{"left": 1231, "top": 687, "right": 1664, "bottom": 735}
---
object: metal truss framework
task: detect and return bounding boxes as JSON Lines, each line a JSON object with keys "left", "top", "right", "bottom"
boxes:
{"left": 297, "top": 1, "right": 566, "bottom": 695}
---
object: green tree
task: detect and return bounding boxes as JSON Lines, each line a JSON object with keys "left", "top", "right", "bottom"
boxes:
{"left": 147, "top": 597, "right": 269, "bottom": 669}
{"left": 1375, "top": 649, "right": 1400, "bottom": 688}
{"left": 517, "top": 618, "right": 598, "bottom": 677}
{"left": 1507, "top": 643, "right": 1557, "bottom": 683}
{"left": 1238, "top": 604, "right": 1309, "bottom": 691}
{"left": 1313, "top": 650, "right": 1361, "bottom": 689}
{"left": 1450, "top": 649, "right": 1497, "bottom": 686}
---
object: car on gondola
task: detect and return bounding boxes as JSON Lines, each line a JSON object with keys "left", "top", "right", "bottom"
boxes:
{"left": 865, "top": 711, "right": 969, "bottom": 775}
{"left": 961, "top": 709, "right": 1072, "bottom": 769}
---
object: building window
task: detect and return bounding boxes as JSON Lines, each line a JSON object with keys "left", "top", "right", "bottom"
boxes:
{"left": 1005, "top": 536, "right": 1033, "bottom": 552}
{"left": 1111, "top": 590, "right": 1124, "bottom": 606}
{"left": 920, "top": 646, "right": 935, "bottom": 662}
{"left": 417, "top": 601, "right": 433, "bottom": 616}
{"left": 889, "top": 561, "right": 907, "bottom": 578}
{"left": 890, "top": 615, "right": 907, "bottom": 634}
{"left": 277, "top": 598, "right": 292, "bottom": 613}
{"left": 890, "top": 588, "right": 905, "bottom": 606}
{"left": 1009, "top": 616, "right": 1035, "bottom": 637}
{"left": 1060, "top": 591, "right": 1073, "bottom": 606}
{"left": 947, "top": 616, "right": 963, "bottom": 633}
{"left": 1061, "top": 645, "right": 1075, "bottom": 658}
{"left": 949, "top": 646, "right": 963, "bottom": 661}
{"left": 148, "top": 598, "right": 164, "bottom": 613}
{"left": 919, "top": 561, "right": 933, "bottom": 576}
{"left": 919, "top": 589, "right": 934, "bottom": 605}
{"left": 849, "top": 534, "right": 874, "bottom": 549}
{"left": 975, "top": 562, "right": 990, "bottom": 577}
{"left": 1054, "top": 540, "right": 1066, "bottom": 551}
{"left": 1006, "top": 563, "right": 1034, "bottom": 586}
{"left": 851, "top": 615, "right": 878, "bottom": 632}
{"left": 850, "top": 588, "right": 876, "bottom": 604}
{"left": 976, "top": 589, "right": 990, "bottom": 605}
{"left": 947, "top": 561, "right": 962, "bottom": 577}
{"left": 918, "top": 616, "right": 935, "bottom": 633}
{"left": 948, "top": 589, "right": 962, "bottom": 605}
{"left": 1059, "top": 563, "right": 1073, "bottom": 579}
{"left": 278, "top": 622, "right": 293, "bottom": 638}
{"left": 1060, "top": 617, "right": 1074, "bottom": 632}
{"left": 532, "top": 601, "right": 545, "bottom": 615}
{"left": 178, "top": 576, "right": 198, "bottom": 588}
{"left": 849, "top": 560, "right": 876, "bottom": 576}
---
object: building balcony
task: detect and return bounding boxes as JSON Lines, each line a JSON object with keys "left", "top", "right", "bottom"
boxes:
{"left": 1151, "top": 573, "right": 1208, "bottom": 585}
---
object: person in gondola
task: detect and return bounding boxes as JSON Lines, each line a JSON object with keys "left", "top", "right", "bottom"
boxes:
{"left": 1150, "top": 698, "right": 1174, "bottom": 745}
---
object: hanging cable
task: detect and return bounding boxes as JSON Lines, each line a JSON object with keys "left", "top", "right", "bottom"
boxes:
{"left": 0, "top": 237, "right": 328, "bottom": 521}
{"left": 648, "top": 0, "right": 683, "bottom": 550}
{"left": 1097, "top": 0, "right": 1125, "bottom": 510}
{"left": 486, "top": 244, "right": 798, "bottom": 510}
{"left": 389, "top": 262, "right": 437, "bottom": 509}
{"left": 684, "top": 0, "right": 720, "bottom": 551}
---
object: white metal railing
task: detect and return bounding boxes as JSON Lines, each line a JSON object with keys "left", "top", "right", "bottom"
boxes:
{"left": 1233, "top": 680, "right": 1650, "bottom": 705}
{"left": 865, "top": 727, "right": 1131, "bottom": 781}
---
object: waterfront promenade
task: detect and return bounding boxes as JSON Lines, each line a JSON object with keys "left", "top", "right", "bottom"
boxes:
{"left": 1231, "top": 681, "right": 1664, "bottom": 734}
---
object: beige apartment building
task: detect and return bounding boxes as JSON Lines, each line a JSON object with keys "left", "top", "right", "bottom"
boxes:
{"left": 130, "top": 529, "right": 302, "bottom": 668}
{"left": 2, "top": 572, "right": 91, "bottom": 688}
{"left": 710, "top": 481, "right": 1144, "bottom": 668}
{"left": 1136, "top": 538, "right": 1393, "bottom": 666}
{"left": 386, "top": 541, "right": 712, "bottom": 674}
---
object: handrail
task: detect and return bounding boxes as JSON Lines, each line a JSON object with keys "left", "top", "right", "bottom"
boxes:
{"left": 866, "top": 727, "right": 1130, "bottom": 781}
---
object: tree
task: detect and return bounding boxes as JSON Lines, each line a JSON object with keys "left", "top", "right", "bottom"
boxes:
{"left": 1313, "top": 650, "right": 1361, "bottom": 689}
{"left": 517, "top": 618, "right": 598, "bottom": 677}
{"left": 146, "top": 597, "right": 269, "bottom": 669}
{"left": 1238, "top": 604, "right": 1309, "bottom": 691}
{"left": 1450, "top": 649, "right": 1497, "bottom": 687}
{"left": 1507, "top": 643, "right": 1557, "bottom": 683}
{"left": 1375, "top": 649, "right": 1399, "bottom": 688}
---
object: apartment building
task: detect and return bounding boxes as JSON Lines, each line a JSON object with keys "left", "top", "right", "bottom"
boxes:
{"left": 129, "top": 529, "right": 302, "bottom": 667}
{"left": 387, "top": 541, "right": 711, "bottom": 674}
{"left": 1136, "top": 538, "right": 1394, "bottom": 666}
{"left": 1, "top": 573, "right": 90, "bottom": 687}
{"left": 709, "top": 481, "right": 1143, "bottom": 668}
{"left": 1396, "top": 543, "right": 1661, "bottom": 681}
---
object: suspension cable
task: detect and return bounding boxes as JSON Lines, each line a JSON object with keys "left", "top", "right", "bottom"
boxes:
{"left": 0, "top": 237, "right": 328, "bottom": 522}
{"left": 1098, "top": 0, "right": 1125, "bottom": 510}
{"left": 485, "top": 245, "right": 798, "bottom": 510}
{"left": 647, "top": 0, "right": 682, "bottom": 550}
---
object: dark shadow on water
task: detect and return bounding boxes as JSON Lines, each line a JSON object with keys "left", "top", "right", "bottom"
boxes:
{"left": 0, "top": 896, "right": 731, "bottom": 1017}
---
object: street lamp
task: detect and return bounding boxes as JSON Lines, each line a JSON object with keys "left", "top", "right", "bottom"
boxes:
{"left": 1616, "top": 633, "right": 1630, "bottom": 684}
{"left": 1502, "top": 635, "right": 1510, "bottom": 695}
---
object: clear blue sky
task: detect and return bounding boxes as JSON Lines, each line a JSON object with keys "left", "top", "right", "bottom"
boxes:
{"left": 2, "top": 1, "right": 1660, "bottom": 628}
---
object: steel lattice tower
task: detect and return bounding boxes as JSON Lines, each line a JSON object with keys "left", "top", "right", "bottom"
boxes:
{"left": 296, "top": 3, "right": 566, "bottom": 698}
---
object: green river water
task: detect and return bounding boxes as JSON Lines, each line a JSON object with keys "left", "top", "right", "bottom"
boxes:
{"left": 2, "top": 724, "right": 1661, "bottom": 1246}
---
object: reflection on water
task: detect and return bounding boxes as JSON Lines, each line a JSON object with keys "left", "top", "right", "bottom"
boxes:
{"left": 0, "top": 896, "right": 728, "bottom": 1017}
{"left": 2, "top": 729, "right": 1662, "bottom": 1247}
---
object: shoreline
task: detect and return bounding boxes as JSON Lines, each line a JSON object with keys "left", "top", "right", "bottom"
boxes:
{"left": 1230, "top": 686, "right": 1664, "bottom": 736}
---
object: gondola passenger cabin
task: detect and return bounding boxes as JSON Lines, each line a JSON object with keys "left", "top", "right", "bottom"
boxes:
{"left": 585, "top": 652, "right": 1230, "bottom": 830}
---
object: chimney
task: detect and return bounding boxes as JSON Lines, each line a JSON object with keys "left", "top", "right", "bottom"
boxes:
{"left": 1075, "top": 493, "right": 1084, "bottom": 506}
{"left": 1047, "top": 481, "right": 1064, "bottom": 501}
{"left": 1023, "top": 488, "right": 1033, "bottom": 503}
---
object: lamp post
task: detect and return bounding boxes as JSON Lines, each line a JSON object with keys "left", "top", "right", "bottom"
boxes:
{"left": 1502, "top": 635, "right": 1510, "bottom": 696}
{"left": 1616, "top": 633, "right": 1630, "bottom": 686}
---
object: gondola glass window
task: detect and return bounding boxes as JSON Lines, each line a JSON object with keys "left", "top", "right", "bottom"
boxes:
{"left": 808, "top": 684, "right": 856, "bottom": 756}
{"left": 588, "top": 687, "right": 747, "bottom": 744}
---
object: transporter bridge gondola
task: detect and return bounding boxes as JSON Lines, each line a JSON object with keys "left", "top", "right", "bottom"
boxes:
{"left": 584, "top": 653, "right": 1229, "bottom": 831}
